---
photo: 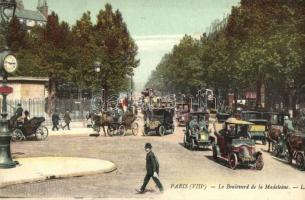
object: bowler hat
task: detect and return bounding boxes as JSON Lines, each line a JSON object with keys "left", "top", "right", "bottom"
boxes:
{"left": 145, "top": 143, "right": 152, "bottom": 149}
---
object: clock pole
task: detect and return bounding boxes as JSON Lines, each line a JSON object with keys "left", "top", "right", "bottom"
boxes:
{"left": 0, "top": 0, "right": 18, "bottom": 169}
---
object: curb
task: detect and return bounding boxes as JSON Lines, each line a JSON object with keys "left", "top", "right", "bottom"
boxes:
{"left": 0, "top": 157, "right": 117, "bottom": 188}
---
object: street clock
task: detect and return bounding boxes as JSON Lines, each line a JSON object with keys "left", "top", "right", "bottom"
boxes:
{"left": 3, "top": 54, "right": 18, "bottom": 73}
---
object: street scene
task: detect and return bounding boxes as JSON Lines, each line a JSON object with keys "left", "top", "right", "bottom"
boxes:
{"left": 0, "top": 0, "right": 305, "bottom": 199}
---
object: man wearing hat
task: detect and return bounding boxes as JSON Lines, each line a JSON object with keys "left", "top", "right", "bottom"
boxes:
{"left": 137, "top": 143, "right": 164, "bottom": 194}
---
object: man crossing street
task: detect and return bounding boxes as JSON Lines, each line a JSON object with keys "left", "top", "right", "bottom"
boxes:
{"left": 136, "top": 143, "right": 164, "bottom": 194}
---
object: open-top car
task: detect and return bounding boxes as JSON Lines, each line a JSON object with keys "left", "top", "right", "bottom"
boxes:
{"left": 212, "top": 118, "right": 264, "bottom": 170}
{"left": 176, "top": 103, "right": 191, "bottom": 126}
{"left": 241, "top": 111, "right": 268, "bottom": 145}
{"left": 183, "top": 111, "right": 212, "bottom": 150}
{"left": 143, "top": 108, "right": 174, "bottom": 136}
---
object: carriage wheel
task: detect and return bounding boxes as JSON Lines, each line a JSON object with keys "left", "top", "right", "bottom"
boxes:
{"left": 35, "top": 126, "right": 48, "bottom": 141}
{"left": 118, "top": 125, "right": 126, "bottom": 136}
{"left": 107, "top": 126, "right": 114, "bottom": 137}
{"left": 255, "top": 154, "right": 264, "bottom": 170}
{"left": 229, "top": 153, "right": 238, "bottom": 170}
{"left": 131, "top": 122, "right": 139, "bottom": 136}
{"left": 295, "top": 152, "right": 305, "bottom": 170}
{"left": 159, "top": 125, "right": 165, "bottom": 136}
{"left": 11, "top": 129, "right": 24, "bottom": 142}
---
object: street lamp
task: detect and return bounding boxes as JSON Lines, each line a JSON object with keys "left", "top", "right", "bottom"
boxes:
{"left": 129, "top": 73, "right": 133, "bottom": 105}
{"left": 94, "top": 60, "right": 104, "bottom": 111}
{"left": 0, "top": 0, "right": 17, "bottom": 169}
{"left": 94, "top": 61, "right": 101, "bottom": 73}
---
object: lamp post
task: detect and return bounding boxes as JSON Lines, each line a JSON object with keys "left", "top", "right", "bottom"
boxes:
{"left": 94, "top": 60, "right": 104, "bottom": 112}
{"left": 129, "top": 74, "right": 133, "bottom": 105}
{"left": 0, "top": 0, "right": 17, "bottom": 169}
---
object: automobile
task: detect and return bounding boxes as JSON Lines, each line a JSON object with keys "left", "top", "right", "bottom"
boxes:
{"left": 183, "top": 111, "right": 212, "bottom": 150}
{"left": 143, "top": 107, "right": 174, "bottom": 136}
{"left": 212, "top": 118, "right": 264, "bottom": 170}
{"left": 176, "top": 103, "right": 191, "bottom": 126}
{"left": 241, "top": 111, "right": 268, "bottom": 145}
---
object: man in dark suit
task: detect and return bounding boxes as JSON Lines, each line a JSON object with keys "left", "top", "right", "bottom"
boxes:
{"left": 63, "top": 110, "right": 72, "bottom": 130}
{"left": 52, "top": 110, "right": 60, "bottom": 131}
{"left": 136, "top": 143, "right": 164, "bottom": 194}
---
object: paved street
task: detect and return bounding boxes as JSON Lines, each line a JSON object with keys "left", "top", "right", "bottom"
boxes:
{"left": 1, "top": 115, "right": 305, "bottom": 199}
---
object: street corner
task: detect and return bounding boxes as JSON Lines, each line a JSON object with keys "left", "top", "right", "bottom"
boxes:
{"left": 0, "top": 156, "right": 117, "bottom": 188}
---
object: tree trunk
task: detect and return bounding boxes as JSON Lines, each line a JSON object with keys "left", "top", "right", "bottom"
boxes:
{"left": 47, "top": 78, "right": 56, "bottom": 116}
{"left": 255, "top": 79, "right": 262, "bottom": 110}
{"left": 233, "top": 89, "right": 238, "bottom": 114}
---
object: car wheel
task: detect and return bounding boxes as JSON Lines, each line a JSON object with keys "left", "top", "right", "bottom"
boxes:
{"left": 229, "top": 153, "right": 238, "bottom": 170}
{"left": 159, "top": 125, "right": 165, "bottom": 136}
{"left": 183, "top": 134, "right": 188, "bottom": 148}
{"left": 295, "top": 152, "right": 305, "bottom": 170}
{"left": 212, "top": 145, "right": 218, "bottom": 160}
{"left": 255, "top": 154, "right": 264, "bottom": 170}
{"left": 190, "top": 138, "right": 195, "bottom": 151}
{"left": 118, "top": 125, "right": 126, "bottom": 136}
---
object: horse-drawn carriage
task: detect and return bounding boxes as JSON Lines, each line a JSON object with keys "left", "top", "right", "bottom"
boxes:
{"left": 88, "top": 110, "right": 139, "bottom": 137}
{"left": 107, "top": 111, "right": 139, "bottom": 136}
{"left": 266, "top": 112, "right": 291, "bottom": 152}
{"left": 286, "top": 133, "right": 305, "bottom": 170}
{"left": 10, "top": 117, "right": 48, "bottom": 141}
{"left": 143, "top": 107, "right": 174, "bottom": 136}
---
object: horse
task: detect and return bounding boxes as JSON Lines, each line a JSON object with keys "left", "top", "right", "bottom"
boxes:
{"left": 267, "top": 125, "right": 283, "bottom": 152}
{"left": 86, "top": 111, "right": 114, "bottom": 136}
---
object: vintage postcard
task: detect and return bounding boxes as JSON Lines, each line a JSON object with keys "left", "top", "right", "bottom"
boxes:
{"left": 0, "top": 0, "right": 305, "bottom": 199}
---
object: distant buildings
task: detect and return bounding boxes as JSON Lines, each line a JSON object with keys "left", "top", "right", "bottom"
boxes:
{"left": 15, "top": 0, "right": 48, "bottom": 29}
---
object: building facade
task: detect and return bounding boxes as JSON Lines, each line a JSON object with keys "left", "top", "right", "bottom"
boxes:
{"left": 15, "top": 0, "right": 48, "bottom": 29}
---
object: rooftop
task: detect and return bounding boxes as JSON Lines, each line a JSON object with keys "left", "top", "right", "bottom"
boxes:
{"left": 16, "top": 9, "right": 46, "bottom": 22}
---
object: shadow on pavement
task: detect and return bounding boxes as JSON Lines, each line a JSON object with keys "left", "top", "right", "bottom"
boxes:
{"left": 178, "top": 142, "right": 212, "bottom": 152}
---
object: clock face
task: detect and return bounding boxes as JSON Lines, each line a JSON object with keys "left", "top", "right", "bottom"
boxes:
{"left": 3, "top": 54, "right": 18, "bottom": 73}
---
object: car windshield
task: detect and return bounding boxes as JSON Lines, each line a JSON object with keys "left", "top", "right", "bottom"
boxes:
{"left": 242, "top": 112, "right": 260, "bottom": 120}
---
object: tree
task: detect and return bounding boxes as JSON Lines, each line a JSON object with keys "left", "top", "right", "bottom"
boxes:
{"left": 94, "top": 4, "right": 139, "bottom": 98}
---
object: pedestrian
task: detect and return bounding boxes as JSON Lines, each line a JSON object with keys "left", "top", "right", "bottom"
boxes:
{"left": 63, "top": 110, "right": 71, "bottom": 130}
{"left": 52, "top": 110, "right": 60, "bottom": 131}
{"left": 136, "top": 143, "right": 164, "bottom": 194}
{"left": 15, "top": 103, "right": 23, "bottom": 118}
{"left": 23, "top": 110, "right": 30, "bottom": 124}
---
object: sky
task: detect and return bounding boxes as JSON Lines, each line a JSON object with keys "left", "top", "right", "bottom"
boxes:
{"left": 23, "top": 0, "right": 240, "bottom": 91}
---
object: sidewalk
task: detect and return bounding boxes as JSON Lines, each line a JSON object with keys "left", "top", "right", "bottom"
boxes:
{"left": 0, "top": 157, "right": 116, "bottom": 188}
{"left": 47, "top": 127, "right": 97, "bottom": 136}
